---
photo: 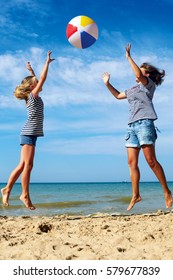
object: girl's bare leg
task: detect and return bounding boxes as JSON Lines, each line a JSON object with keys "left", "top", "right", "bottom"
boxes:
{"left": 1, "top": 145, "right": 36, "bottom": 210}
{"left": 1, "top": 150, "right": 25, "bottom": 206}
{"left": 19, "top": 144, "right": 36, "bottom": 210}
{"left": 127, "top": 147, "right": 142, "bottom": 211}
{"left": 142, "top": 145, "right": 173, "bottom": 208}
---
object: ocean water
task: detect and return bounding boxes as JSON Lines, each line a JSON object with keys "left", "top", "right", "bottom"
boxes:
{"left": 0, "top": 182, "right": 172, "bottom": 217}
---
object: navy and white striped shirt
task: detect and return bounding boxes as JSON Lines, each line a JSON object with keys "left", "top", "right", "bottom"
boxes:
{"left": 21, "top": 93, "right": 44, "bottom": 136}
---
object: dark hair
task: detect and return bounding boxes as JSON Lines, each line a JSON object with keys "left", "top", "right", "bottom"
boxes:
{"left": 140, "top": 63, "right": 165, "bottom": 86}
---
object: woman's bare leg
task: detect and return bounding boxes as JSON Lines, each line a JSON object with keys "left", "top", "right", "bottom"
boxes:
{"left": 127, "top": 147, "right": 142, "bottom": 211}
{"left": 142, "top": 144, "right": 173, "bottom": 208}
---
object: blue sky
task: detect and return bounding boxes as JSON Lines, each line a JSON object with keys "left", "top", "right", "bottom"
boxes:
{"left": 0, "top": 0, "right": 173, "bottom": 183}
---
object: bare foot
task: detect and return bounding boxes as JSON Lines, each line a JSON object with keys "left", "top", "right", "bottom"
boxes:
{"left": 164, "top": 191, "right": 173, "bottom": 209}
{"left": 127, "top": 195, "right": 142, "bottom": 211}
{"left": 1, "top": 187, "right": 10, "bottom": 206}
{"left": 20, "top": 195, "right": 36, "bottom": 210}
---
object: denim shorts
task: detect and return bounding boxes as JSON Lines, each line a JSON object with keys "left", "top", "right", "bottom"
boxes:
{"left": 20, "top": 135, "right": 37, "bottom": 146}
{"left": 125, "top": 119, "right": 157, "bottom": 148}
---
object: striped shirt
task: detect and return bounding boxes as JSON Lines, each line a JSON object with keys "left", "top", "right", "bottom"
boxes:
{"left": 21, "top": 92, "right": 44, "bottom": 136}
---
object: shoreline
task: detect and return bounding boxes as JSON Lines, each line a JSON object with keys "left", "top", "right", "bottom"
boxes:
{"left": 0, "top": 210, "right": 173, "bottom": 260}
{"left": 1, "top": 181, "right": 172, "bottom": 217}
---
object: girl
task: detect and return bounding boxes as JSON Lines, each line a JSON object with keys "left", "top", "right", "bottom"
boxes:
{"left": 102, "top": 44, "right": 173, "bottom": 211}
{"left": 1, "top": 51, "right": 55, "bottom": 210}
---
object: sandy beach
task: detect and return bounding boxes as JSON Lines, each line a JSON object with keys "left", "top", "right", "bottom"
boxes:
{"left": 0, "top": 211, "right": 173, "bottom": 260}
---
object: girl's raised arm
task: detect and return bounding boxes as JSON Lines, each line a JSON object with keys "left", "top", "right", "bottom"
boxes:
{"left": 32, "top": 51, "right": 55, "bottom": 97}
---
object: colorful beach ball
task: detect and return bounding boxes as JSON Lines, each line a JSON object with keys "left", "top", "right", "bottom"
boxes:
{"left": 66, "top": 15, "right": 98, "bottom": 49}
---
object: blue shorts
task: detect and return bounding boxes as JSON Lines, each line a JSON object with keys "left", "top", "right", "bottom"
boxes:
{"left": 125, "top": 119, "right": 157, "bottom": 148}
{"left": 20, "top": 135, "right": 37, "bottom": 147}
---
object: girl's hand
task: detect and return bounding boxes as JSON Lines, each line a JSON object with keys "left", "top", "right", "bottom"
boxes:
{"left": 47, "top": 51, "right": 55, "bottom": 64}
{"left": 102, "top": 72, "right": 110, "bottom": 85}
{"left": 26, "top": 62, "right": 32, "bottom": 71}
{"left": 26, "top": 62, "right": 35, "bottom": 76}
{"left": 126, "top": 43, "right": 131, "bottom": 58}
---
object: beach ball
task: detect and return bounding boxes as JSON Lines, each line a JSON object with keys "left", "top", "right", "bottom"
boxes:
{"left": 66, "top": 15, "right": 98, "bottom": 49}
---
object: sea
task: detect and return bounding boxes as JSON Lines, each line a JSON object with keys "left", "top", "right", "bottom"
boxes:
{"left": 0, "top": 182, "right": 172, "bottom": 217}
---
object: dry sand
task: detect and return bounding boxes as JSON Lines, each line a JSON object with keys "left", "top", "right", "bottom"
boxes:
{"left": 0, "top": 211, "right": 173, "bottom": 260}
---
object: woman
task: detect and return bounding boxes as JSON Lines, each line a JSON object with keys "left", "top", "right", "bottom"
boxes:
{"left": 102, "top": 44, "right": 172, "bottom": 211}
{"left": 1, "top": 51, "right": 55, "bottom": 210}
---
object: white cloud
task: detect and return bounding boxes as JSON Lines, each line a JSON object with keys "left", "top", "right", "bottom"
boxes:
{"left": 44, "top": 111, "right": 127, "bottom": 134}
{"left": 0, "top": 46, "right": 173, "bottom": 111}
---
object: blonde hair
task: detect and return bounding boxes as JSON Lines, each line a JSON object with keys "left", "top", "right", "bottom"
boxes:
{"left": 140, "top": 63, "right": 165, "bottom": 86}
{"left": 14, "top": 76, "right": 36, "bottom": 100}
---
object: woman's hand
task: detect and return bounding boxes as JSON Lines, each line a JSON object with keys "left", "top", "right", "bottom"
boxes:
{"left": 126, "top": 43, "right": 131, "bottom": 59}
{"left": 102, "top": 72, "right": 110, "bottom": 85}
